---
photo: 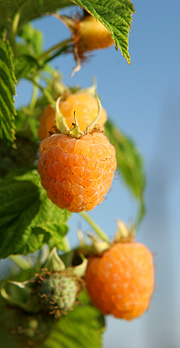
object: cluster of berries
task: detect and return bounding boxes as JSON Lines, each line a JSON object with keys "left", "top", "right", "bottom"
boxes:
{"left": 38, "top": 91, "right": 117, "bottom": 212}
{"left": 34, "top": 228, "right": 154, "bottom": 322}
{"left": 38, "top": 93, "right": 154, "bottom": 321}
{"left": 1, "top": 10, "right": 155, "bottom": 348}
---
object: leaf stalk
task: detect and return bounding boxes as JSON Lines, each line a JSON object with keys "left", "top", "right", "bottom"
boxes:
{"left": 37, "top": 38, "right": 73, "bottom": 61}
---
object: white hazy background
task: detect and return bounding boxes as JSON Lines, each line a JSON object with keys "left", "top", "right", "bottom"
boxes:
{"left": 13, "top": 0, "right": 180, "bottom": 347}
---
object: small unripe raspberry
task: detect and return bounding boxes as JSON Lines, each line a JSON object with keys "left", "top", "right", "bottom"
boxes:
{"left": 36, "top": 271, "right": 80, "bottom": 317}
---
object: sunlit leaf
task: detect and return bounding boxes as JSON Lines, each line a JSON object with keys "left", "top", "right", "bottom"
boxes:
{"left": 105, "top": 120, "right": 145, "bottom": 223}
{"left": 72, "top": 0, "right": 135, "bottom": 63}
{"left": 0, "top": 33, "right": 16, "bottom": 145}
{"left": 0, "top": 169, "right": 70, "bottom": 258}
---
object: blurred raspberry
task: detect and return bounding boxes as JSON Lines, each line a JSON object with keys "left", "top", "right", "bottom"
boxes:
{"left": 85, "top": 242, "right": 155, "bottom": 320}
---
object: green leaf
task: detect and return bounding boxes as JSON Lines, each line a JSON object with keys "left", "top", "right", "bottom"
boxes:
{"left": 18, "top": 23, "right": 43, "bottom": 56}
{"left": 0, "top": 138, "right": 38, "bottom": 178}
{"left": 105, "top": 120, "right": 145, "bottom": 224}
{"left": 0, "top": 302, "right": 56, "bottom": 348}
{"left": 15, "top": 108, "right": 39, "bottom": 141}
{"left": 0, "top": 0, "right": 72, "bottom": 38}
{"left": 0, "top": 169, "right": 70, "bottom": 259}
{"left": 72, "top": 0, "right": 135, "bottom": 63}
{"left": 0, "top": 1, "right": 134, "bottom": 63}
{"left": 0, "top": 290, "right": 104, "bottom": 348}
{"left": 14, "top": 54, "right": 42, "bottom": 80}
{"left": 43, "top": 291, "right": 105, "bottom": 348}
{"left": 14, "top": 23, "right": 44, "bottom": 79}
{"left": 0, "top": 323, "right": 17, "bottom": 348}
{"left": 0, "top": 33, "right": 16, "bottom": 145}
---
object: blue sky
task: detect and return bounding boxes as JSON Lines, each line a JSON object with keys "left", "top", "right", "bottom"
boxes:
{"left": 15, "top": 1, "right": 180, "bottom": 347}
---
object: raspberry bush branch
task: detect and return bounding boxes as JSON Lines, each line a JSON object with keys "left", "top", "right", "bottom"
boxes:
{"left": 0, "top": 1, "right": 153, "bottom": 347}
{"left": 10, "top": 1, "right": 31, "bottom": 53}
{"left": 29, "top": 77, "right": 39, "bottom": 110}
{"left": 11, "top": 9, "right": 22, "bottom": 54}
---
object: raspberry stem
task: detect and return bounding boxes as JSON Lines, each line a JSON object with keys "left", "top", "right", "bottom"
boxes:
{"left": 11, "top": 10, "right": 21, "bottom": 54}
{"left": 80, "top": 212, "right": 110, "bottom": 243}
{"left": 9, "top": 255, "right": 33, "bottom": 270}
{"left": 37, "top": 38, "right": 74, "bottom": 61}
{"left": 61, "top": 236, "right": 71, "bottom": 252}
{"left": 29, "top": 78, "right": 39, "bottom": 110}
{"left": 27, "top": 77, "right": 55, "bottom": 107}
{"left": 11, "top": 0, "right": 29, "bottom": 54}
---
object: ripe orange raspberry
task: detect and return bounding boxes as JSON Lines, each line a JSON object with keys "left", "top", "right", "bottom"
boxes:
{"left": 59, "top": 92, "right": 107, "bottom": 131}
{"left": 85, "top": 242, "right": 154, "bottom": 320}
{"left": 38, "top": 93, "right": 107, "bottom": 141}
{"left": 38, "top": 132, "right": 116, "bottom": 212}
{"left": 55, "top": 14, "right": 115, "bottom": 75}
{"left": 38, "top": 105, "right": 55, "bottom": 140}
{"left": 76, "top": 16, "right": 114, "bottom": 53}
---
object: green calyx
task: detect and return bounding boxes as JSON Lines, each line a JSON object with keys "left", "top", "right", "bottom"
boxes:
{"left": 113, "top": 219, "right": 135, "bottom": 243}
{"left": 44, "top": 247, "right": 66, "bottom": 272}
{"left": 55, "top": 91, "right": 102, "bottom": 138}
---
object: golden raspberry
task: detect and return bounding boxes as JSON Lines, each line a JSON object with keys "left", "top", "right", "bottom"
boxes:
{"left": 38, "top": 132, "right": 116, "bottom": 212}
{"left": 38, "top": 105, "right": 55, "bottom": 140}
{"left": 85, "top": 242, "right": 154, "bottom": 320}
{"left": 59, "top": 92, "right": 107, "bottom": 131}
{"left": 76, "top": 16, "right": 114, "bottom": 53}
{"left": 38, "top": 93, "right": 107, "bottom": 140}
